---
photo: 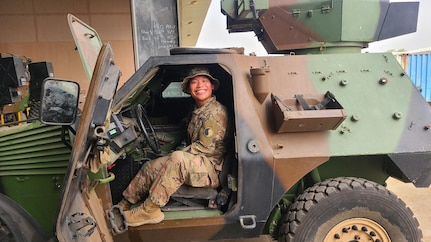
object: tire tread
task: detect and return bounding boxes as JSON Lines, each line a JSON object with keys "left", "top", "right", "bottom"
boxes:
{"left": 279, "top": 177, "right": 422, "bottom": 242}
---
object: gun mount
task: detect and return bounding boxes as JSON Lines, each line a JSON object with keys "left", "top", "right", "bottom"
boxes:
{"left": 222, "top": 0, "right": 419, "bottom": 54}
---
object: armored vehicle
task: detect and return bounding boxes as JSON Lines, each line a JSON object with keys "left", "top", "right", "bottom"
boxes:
{"left": 0, "top": 0, "right": 429, "bottom": 241}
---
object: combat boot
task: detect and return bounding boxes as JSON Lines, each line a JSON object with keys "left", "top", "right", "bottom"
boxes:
{"left": 124, "top": 198, "right": 164, "bottom": 226}
{"left": 117, "top": 199, "right": 132, "bottom": 211}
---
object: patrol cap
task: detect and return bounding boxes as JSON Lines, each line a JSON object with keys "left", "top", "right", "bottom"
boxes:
{"left": 181, "top": 67, "right": 219, "bottom": 94}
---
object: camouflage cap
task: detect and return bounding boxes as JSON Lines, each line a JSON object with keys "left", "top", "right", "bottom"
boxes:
{"left": 181, "top": 67, "right": 219, "bottom": 94}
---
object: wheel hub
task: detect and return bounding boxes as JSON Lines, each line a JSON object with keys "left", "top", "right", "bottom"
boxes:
{"left": 324, "top": 218, "right": 391, "bottom": 242}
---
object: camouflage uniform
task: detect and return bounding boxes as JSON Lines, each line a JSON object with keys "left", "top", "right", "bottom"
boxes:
{"left": 122, "top": 96, "right": 228, "bottom": 207}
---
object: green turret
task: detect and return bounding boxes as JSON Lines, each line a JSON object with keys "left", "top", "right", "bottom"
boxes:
{"left": 222, "top": 0, "right": 419, "bottom": 54}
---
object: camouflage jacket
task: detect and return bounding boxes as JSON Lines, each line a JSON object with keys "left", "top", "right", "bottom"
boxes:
{"left": 185, "top": 96, "right": 228, "bottom": 171}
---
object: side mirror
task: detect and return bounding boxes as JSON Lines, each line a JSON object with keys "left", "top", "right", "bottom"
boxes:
{"left": 40, "top": 78, "right": 80, "bottom": 125}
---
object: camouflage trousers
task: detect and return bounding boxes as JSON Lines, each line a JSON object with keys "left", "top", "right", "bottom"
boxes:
{"left": 122, "top": 150, "right": 219, "bottom": 207}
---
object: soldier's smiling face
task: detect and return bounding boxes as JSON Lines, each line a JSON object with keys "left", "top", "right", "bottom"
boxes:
{"left": 188, "top": 75, "right": 214, "bottom": 107}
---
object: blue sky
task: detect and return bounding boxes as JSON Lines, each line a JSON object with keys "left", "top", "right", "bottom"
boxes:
{"left": 197, "top": 0, "right": 431, "bottom": 55}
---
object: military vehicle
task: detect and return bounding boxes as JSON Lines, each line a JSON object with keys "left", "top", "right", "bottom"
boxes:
{"left": 0, "top": 0, "right": 428, "bottom": 241}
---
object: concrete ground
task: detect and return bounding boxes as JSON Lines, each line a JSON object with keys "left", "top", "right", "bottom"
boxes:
{"left": 386, "top": 177, "right": 431, "bottom": 242}
{"left": 228, "top": 177, "right": 431, "bottom": 242}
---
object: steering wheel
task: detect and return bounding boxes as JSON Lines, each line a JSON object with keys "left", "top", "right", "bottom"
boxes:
{"left": 134, "top": 104, "right": 161, "bottom": 154}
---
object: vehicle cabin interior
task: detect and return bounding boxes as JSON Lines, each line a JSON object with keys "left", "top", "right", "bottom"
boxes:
{"left": 108, "top": 63, "right": 238, "bottom": 217}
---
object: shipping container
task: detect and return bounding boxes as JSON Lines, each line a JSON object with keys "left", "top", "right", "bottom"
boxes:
{"left": 395, "top": 50, "right": 431, "bottom": 102}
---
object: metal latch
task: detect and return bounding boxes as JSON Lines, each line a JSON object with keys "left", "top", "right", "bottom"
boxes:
{"left": 228, "top": 174, "right": 238, "bottom": 192}
{"left": 66, "top": 212, "right": 97, "bottom": 238}
{"left": 239, "top": 215, "right": 256, "bottom": 229}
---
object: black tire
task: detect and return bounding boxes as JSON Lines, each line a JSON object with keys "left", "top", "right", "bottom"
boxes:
{"left": 0, "top": 217, "right": 15, "bottom": 242}
{"left": 0, "top": 193, "right": 52, "bottom": 242}
{"left": 279, "top": 177, "right": 422, "bottom": 242}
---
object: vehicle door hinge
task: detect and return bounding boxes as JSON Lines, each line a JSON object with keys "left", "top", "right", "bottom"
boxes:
{"left": 67, "top": 212, "right": 97, "bottom": 238}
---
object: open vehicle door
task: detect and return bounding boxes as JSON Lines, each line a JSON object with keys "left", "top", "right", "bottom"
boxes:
{"left": 53, "top": 42, "right": 120, "bottom": 241}
{"left": 67, "top": 14, "right": 103, "bottom": 81}
{"left": 50, "top": 15, "right": 121, "bottom": 241}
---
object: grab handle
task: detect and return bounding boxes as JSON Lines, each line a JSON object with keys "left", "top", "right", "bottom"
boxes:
{"left": 239, "top": 215, "right": 256, "bottom": 229}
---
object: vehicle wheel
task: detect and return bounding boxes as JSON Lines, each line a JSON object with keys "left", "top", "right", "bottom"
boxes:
{"left": 279, "top": 177, "right": 422, "bottom": 242}
{"left": 0, "top": 193, "right": 51, "bottom": 242}
{"left": 0, "top": 217, "right": 15, "bottom": 242}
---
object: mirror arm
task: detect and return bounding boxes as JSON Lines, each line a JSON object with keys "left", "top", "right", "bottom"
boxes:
{"left": 61, "top": 125, "right": 76, "bottom": 150}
